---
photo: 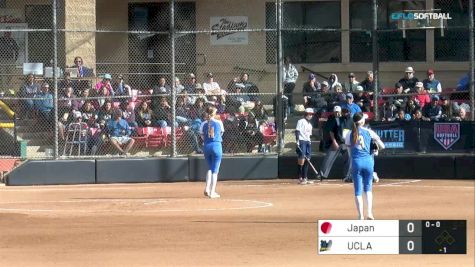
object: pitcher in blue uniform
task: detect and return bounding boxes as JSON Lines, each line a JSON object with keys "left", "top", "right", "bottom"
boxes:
{"left": 200, "top": 106, "right": 224, "bottom": 199}
{"left": 345, "top": 112, "right": 384, "bottom": 220}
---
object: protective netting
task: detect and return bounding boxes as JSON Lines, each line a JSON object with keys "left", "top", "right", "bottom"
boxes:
{"left": 0, "top": 0, "right": 472, "bottom": 160}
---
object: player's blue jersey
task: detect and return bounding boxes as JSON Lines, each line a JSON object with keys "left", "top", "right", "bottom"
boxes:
{"left": 201, "top": 118, "right": 223, "bottom": 144}
{"left": 346, "top": 126, "right": 373, "bottom": 159}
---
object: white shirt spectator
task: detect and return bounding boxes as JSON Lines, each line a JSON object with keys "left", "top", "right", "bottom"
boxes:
{"left": 283, "top": 63, "right": 298, "bottom": 84}
{"left": 203, "top": 81, "right": 221, "bottom": 94}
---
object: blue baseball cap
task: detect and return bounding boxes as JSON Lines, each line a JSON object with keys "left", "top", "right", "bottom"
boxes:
{"left": 346, "top": 93, "right": 354, "bottom": 99}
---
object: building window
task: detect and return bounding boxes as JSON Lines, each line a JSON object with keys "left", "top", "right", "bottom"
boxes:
{"left": 266, "top": 1, "right": 341, "bottom": 64}
{"left": 350, "top": 0, "right": 426, "bottom": 62}
{"left": 434, "top": 0, "right": 469, "bottom": 61}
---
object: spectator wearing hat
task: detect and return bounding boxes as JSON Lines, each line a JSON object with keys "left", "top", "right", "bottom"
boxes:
{"left": 107, "top": 109, "right": 135, "bottom": 156}
{"left": 174, "top": 76, "right": 185, "bottom": 95}
{"left": 340, "top": 93, "right": 362, "bottom": 117}
{"left": 359, "top": 71, "right": 375, "bottom": 93}
{"left": 95, "top": 73, "right": 114, "bottom": 96}
{"left": 439, "top": 96, "right": 453, "bottom": 121}
{"left": 344, "top": 73, "right": 360, "bottom": 92}
{"left": 423, "top": 69, "right": 442, "bottom": 94}
{"left": 283, "top": 57, "right": 299, "bottom": 113}
{"left": 422, "top": 95, "right": 442, "bottom": 121}
{"left": 398, "top": 66, "right": 419, "bottom": 92}
{"left": 353, "top": 85, "right": 371, "bottom": 112}
{"left": 203, "top": 72, "right": 222, "bottom": 95}
{"left": 303, "top": 73, "right": 326, "bottom": 113}
{"left": 414, "top": 81, "right": 430, "bottom": 109}
{"left": 320, "top": 105, "right": 351, "bottom": 181}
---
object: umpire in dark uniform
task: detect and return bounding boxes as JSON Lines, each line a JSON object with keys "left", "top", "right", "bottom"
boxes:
{"left": 319, "top": 106, "right": 352, "bottom": 180}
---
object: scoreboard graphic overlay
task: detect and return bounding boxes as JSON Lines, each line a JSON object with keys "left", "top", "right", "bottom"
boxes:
{"left": 317, "top": 220, "right": 466, "bottom": 254}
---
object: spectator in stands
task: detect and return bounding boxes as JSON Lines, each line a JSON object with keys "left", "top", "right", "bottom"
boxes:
{"left": 440, "top": 96, "right": 453, "bottom": 121}
{"left": 412, "top": 109, "right": 423, "bottom": 121}
{"left": 222, "top": 112, "right": 240, "bottom": 153}
{"left": 80, "top": 101, "right": 98, "bottom": 128}
{"left": 423, "top": 69, "right": 442, "bottom": 94}
{"left": 174, "top": 76, "right": 185, "bottom": 95}
{"left": 398, "top": 66, "right": 419, "bottom": 92}
{"left": 452, "top": 101, "right": 471, "bottom": 117}
{"left": 154, "top": 96, "right": 172, "bottom": 128}
{"left": 250, "top": 99, "right": 269, "bottom": 123}
{"left": 226, "top": 82, "right": 246, "bottom": 114}
{"left": 452, "top": 107, "right": 469, "bottom": 121}
{"left": 189, "top": 97, "right": 207, "bottom": 121}
{"left": 97, "top": 100, "right": 114, "bottom": 129}
{"left": 328, "top": 73, "right": 341, "bottom": 92}
{"left": 107, "top": 109, "right": 135, "bottom": 156}
{"left": 77, "top": 88, "right": 91, "bottom": 110}
{"left": 359, "top": 71, "right": 375, "bottom": 93}
{"left": 184, "top": 73, "right": 198, "bottom": 94}
{"left": 93, "top": 85, "right": 112, "bottom": 109}
{"left": 71, "top": 56, "right": 94, "bottom": 77}
{"left": 353, "top": 86, "right": 371, "bottom": 112}
{"left": 59, "top": 72, "right": 80, "bottom": 95}
{"left": 135, "top": 101, "right": 153, "bottom": 127}
{"left": 175, "top": 95, "right": 190, "bottom": 126}
{"left": 18, "top": 74, "right": 40, "bottom": 118}
{"left": 422, "top": 95, "right": 442, "bottom": 121}
{"left": 240, "top": 112, "right": 265, "bottom": 153}
{"left": 34, "top": 83, "right": 54, "bottom": 127}
{"left": 340, "top": 93, "right": 362, "bottom": 117}
{"left": 394, "top": 110, "right": 407, "bottom": 121}
{"left": 113, "top": 74, "right": 132, "bottom": 105}
{"left": 283, "top": 56, "right": 298, "bottom": 113}
{"left": 240, "top": 73, "right": 260, "bottom": 101}
{"left": 120, "top": 102, "right": 137, "bottom": 128}
{"left": 58, "top": 86, "right": 79, "bottom": 116}
{"left": 344, "top": 73, "right": 359, "bottom": 92}
{"left": 381, "top": 99, "right": 397, "bottom": 122}
{"left": 183, "top": 77, "right": 201, "bottom": 106}
{"left": 414, "top": 82, "right": 430, "bottom": 109}
{"left": 155, "top": 76, "right": 171, "bottom": 95}
{"left": 303, "top": 73, "right": 324, "bottom": 109}
{"left": 95, "top": 73, "right": 114, "bottom": 95}
{"left": 404, "top": 98, "right": 419, "bottom": 118}
{"left": 203, "top": 72, "right": 223, "bottom": 95}
{"left": 391, "top": 82, "right": 408, "bottom": 112}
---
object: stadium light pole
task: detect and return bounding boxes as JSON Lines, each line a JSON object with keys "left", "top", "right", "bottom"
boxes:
{"left": 276, "top": 0, "right": 284, "bottom": 154}
{"left": 372, "top": 0, "right": 379, "bottom": 121}
{"left": 170, "top": 0, "right": 177, "bottom": 157}
{"left": 52, "top": 0, "right": 59, "bottom": 159}
{"left": 469, "top": 0, "right": 474, "bottom": 121}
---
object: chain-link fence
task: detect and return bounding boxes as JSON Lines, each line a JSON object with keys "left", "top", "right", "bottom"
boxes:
{"left": 0, "top": 0, "right": 473, "bottom": 162}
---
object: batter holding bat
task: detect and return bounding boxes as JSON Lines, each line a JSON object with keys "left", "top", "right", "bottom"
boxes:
{"left": 295, "top": 108, "right": 319, "bottom": 185}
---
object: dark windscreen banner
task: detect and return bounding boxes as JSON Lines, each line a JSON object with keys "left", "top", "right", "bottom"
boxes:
{"left": 369, "top": 121, "right": 474, "bottom": 154}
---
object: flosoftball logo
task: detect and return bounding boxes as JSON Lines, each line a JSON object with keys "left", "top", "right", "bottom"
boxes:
{"left": 391, "top": 12, "right": 452, "bottom": 20}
